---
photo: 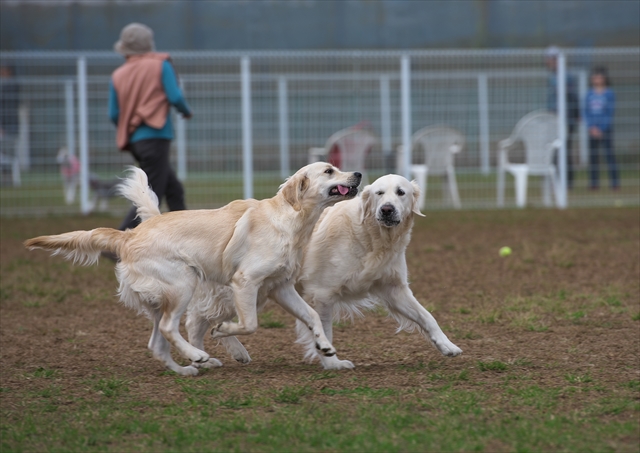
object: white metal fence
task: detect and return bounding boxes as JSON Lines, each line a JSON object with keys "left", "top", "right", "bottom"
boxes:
{"left": 1, "top": 48, "right": 638, "bottom": 216}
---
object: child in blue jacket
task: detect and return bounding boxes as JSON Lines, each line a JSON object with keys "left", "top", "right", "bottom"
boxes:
{"left": 584, "top": 66, "right": 619, "bottom": 190}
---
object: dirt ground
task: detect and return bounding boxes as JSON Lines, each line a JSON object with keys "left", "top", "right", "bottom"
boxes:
{"left": 1, "top": 208, "right": 639, "bottom": 428}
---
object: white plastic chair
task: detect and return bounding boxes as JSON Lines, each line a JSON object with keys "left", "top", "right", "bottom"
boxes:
{"left": 397, "top": 125, "right": 464, "bottom": 210}
{"left": 308, "top": 126, "right": 378, "bottom": 184}
{"left": 497, "top": 110, "right": 561, "bottom": 208}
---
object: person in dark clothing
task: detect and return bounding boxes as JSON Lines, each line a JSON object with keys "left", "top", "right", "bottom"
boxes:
{"left": 0, "top": 64, "right": 19, "bottom": 137}
{"left": 0, "top": 64, "right": 20, "bottom": 186}
{"left": 584, "top": 66, "right": 618, "bottom": 190}
{"left": 545, "top": 46, "right": 579, "bottom": 189}
{"left": 109, "top": 23, "right": 192, "bottom": 232}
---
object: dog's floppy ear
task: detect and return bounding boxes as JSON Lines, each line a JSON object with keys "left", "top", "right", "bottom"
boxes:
{"left": 359, "top": 185, "right": 373, "bottom": 224}
{"left": 281, "top": 173, "right": 309, "bottom": 212}
{"left": 411, "top": 180, "right": 425, "bottom": 217}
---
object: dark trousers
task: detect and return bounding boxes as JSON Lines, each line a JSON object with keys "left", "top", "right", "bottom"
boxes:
{"left": 119, "top": 138, "right": 186, "bottom": 231}
{"left": 589, "top": 130, "right": 619, "bottom": 189}
{"left": 554, "top": 125, "right": 575, "bottom": 189}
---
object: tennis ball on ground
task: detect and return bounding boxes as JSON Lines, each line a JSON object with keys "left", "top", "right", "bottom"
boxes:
{"left": 499, "top": 246, "right": 512, "bottom": 257}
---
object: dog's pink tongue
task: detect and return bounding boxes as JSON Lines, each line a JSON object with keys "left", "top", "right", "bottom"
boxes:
{"left": 337, "top": 185, "right": 350, "bottom": 195}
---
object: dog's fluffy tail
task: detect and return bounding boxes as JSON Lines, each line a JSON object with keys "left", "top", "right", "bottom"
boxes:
{"left": 24, "top": 228, "right": 130, "bottom": 266}
{"left": 116, "top": 166, "right": 161, "bottom": 222}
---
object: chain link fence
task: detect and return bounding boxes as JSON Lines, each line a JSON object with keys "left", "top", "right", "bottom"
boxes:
{"left": 1, "top": 48, "right": 638, "bottom": 216}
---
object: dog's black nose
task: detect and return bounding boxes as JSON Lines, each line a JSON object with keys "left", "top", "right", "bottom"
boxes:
{"left": 380, "top": 204, "right": 395, "bottom": 216}
{"left": 354, "top": 172, "right": 362, "bottom": 180}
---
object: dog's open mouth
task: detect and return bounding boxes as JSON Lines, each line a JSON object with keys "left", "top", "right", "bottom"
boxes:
{"left": 329, "top": 185, "right": 358, "bottom": 198}
{"left": 378, "top": 218, "right": 401, "bottom": 227}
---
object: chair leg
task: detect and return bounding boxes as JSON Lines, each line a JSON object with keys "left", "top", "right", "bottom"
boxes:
{"left": 447, "top": 167, "right": 461, "bottom": 209}
{"left": 512, "top": 169, "right": 528, "bottom": 208}
{"left": 11, "top": 158, "right": 21, "bottom": 187}
{"left": 497, "top": 166, "right": 505, "bottom": 207}
{"left": 542, "top": 175, "right": 552, "bottom": 207}
{"left": 550, "top": 171, "right": 560, "bottom": 207}
{"left": 410, "top": 165, "right": 427, "bottom": 210}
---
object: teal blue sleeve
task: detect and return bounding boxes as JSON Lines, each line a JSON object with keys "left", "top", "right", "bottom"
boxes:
{"left": 161, "top": 60, "right": 191, "bottom": 117}
{"left": 108, "top": 80, "right": 119, "bottom": 125}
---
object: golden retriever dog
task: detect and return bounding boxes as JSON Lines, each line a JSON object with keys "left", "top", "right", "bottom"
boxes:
{"left": 294, "top": 174, "right": 462, "bottom": 369}
{"left": 185, "top": 174, "right": 462, "bottom": 370}
{"left": 24, "top": 162, "right": 362, "bottom": 376}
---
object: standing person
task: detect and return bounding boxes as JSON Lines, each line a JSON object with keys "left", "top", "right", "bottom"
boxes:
{"left": 545, "top": 46, "right": 579, "bottom": 189}
{"left": 584, "top": 66, "right": 618, "bottom": 190}
{"left": 109, "top": 23, "right": 192, "bottom": 232}
{"left": 0, "top": 64, "right": 20, "bottom": 186}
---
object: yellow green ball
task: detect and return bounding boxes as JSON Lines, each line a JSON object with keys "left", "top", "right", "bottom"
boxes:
{"left": 499, "top": 246, "right": 512, "bottom": 257}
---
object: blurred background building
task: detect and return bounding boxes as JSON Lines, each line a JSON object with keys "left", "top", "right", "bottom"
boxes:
{"left": 2, "top": 0, "right": 639, "bottom": 51}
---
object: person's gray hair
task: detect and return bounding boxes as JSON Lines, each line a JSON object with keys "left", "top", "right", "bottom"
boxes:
{"left": 545, "top": 45, "right": 560, "bottom": 58}
{"left": 114, "top": 23, "right": 156, "bottom": 56}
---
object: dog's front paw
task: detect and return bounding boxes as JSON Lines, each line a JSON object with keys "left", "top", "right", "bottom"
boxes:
{"left": 315, "top": 341, "right": 336, "bottom": 357}
{"left": 432, "top": 337, "right": 463, "bottom": 357}
{"left": 172, "top": 365, "right": 200, "bottom": 376}
{"left": 189, "top": 350, "right": 211, "bottom": 364}
{"left": 233, "top": 352, "right": 251, "bottom": 364}
{"left": 210, "top": 323, "right": 227, "bottom": 339}
{"left": 321, "top": 356, "right": 355, "bottom": 370}
{"left": 193, "top": 357, "right": 223, "bottom": 369}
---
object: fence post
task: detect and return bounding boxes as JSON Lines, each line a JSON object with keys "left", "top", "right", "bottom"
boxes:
{"left": 176, "top": 80, "right": 187, "bottom": 181}
{"left": 557, "top": 52, "right": 568, "bottom": 209}
{"left": 278, "top": 76, "right": 290, "bottom": 179}
{"left": 400, "top": 55, "right": 412, "bottom": 180}
{"left": 577, "top": 69, "right": 589, "bottom": 167}
{"left": 379, "top": 74, "right": 392, "bottom": 173}
{"left": 241, "top": 56, "right": 253, "bottom": 199}
{"left": 77, "top": 56, "right": 90, "bottom": 214}
{"left": 478, "top": 73, "right": 490, "bottom": 174}
{"left": 65, "top": 79, "right": 75, "bottom": 157}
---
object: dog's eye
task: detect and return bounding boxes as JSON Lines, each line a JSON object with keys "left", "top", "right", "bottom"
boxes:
{"left": 375, "top": 191, "right": 384, "bottom": 196}
{"left": 397, "top": 189, "right": 405, "bottom": 196}
{"left": 324, "top": 168, "right": 334, "bottom": 175}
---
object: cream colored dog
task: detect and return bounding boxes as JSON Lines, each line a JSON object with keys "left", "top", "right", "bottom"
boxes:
{"left": 185, "top": 174, "right": 462, "bottom": 370}
{"left": 294, "top": 174, "right": 462, "bottom": 369}
{"left": 24, "top": 162, "right": 362, "bottom": 376}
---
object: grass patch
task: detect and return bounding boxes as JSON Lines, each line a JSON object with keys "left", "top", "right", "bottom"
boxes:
{"left": 274, "top": 386, "right": 312, "bottom": 404}
{"left": 92, "top": 378, "right": 130, "bottom": 398}
{"left": 307, "top": 371, "right": 338, "bottom": 381}
{"left": 478, "top": 360, "right": 509, "bottom": 372}
{"left": 31, "top": 367, "right": 59, "bottom": 379}
{"left": 565, "top": 373, "right": 593, "bottom": 384}
{"left": 258, "top": 311, "right": 285, "bottom": 328}
{"left": 2, "top": 389, "right": 638, "bottom": 452}
{"left": 320, "top": 386, "right": 397, "bottom": 398}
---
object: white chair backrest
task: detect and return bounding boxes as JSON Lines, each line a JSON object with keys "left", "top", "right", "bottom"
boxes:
{"left": 325, "top": 128, "right": 378, "bottom": 171}
{"left": 510, "top": 110, "right": 559, "bottom": 167}
{"left": 412, "top": 125, "right": 464, "bottom": 175}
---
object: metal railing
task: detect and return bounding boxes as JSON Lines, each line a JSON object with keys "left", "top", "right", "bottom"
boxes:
{"left": 1, "top": 48, "right": 638, "bottom": 216}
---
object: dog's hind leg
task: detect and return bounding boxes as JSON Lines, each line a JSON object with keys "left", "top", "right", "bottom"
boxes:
{"left": 148, "top": 310, "right": 199, "bottom": 376}
{"left": 187, "top": 307, "right": 251, "bottom": 364}
{"left": 272, "top": 284, "right": 336, "bottom": 357}
{"left": 296, "top": 301, "right": 354, "bottom": 370}
{"left": 158, "top": 279, "right": 212, "bottom": 367}
{"left": 185, "top": 312, "right": 223, "bottom": 369}
{"left": 210, "top": 279, "right": 260, "bottom": 338}
{"left": 379, "top": 285, "right": 462, "bottom": 357}
{"left": 220, "top": 337, "right": 251, "bottom": 364}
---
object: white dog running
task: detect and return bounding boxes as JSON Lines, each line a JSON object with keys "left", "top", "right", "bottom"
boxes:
{"left": 25, "top": 162, "right": 362, "bottom": 375}
{"left": 294, "top": 174, "right": 462, "bottom": 369}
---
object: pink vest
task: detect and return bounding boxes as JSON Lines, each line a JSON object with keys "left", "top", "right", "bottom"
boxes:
{"left": 111, "top": 52, "right": 171, "bottom": 150}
